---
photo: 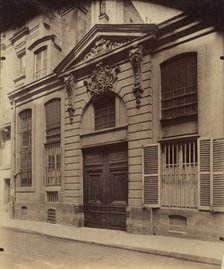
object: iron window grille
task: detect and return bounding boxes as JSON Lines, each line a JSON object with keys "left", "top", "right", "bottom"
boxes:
{"left": 19, "top": 109, "right": 32, "bottom": 187}
{"left": 161, "top": 53, "right": 197, "bottom": 120}
{"left": 45, "top": 99, "right": 61, "bottom": 186}
{"left": 94, "top": 95, "right": 115, "bottom": 130}
{"left": 161, "top": 140, "right": 198, "bottom": 209}
{"left": 47, "top": 191, "right": 59, "bottom": 202}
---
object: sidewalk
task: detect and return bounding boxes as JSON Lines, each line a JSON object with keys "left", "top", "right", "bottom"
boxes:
{"left": 0, "top": 208, "right": 223, "bottom": 266}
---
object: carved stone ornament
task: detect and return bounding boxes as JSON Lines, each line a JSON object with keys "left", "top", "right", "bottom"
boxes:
{"left": 64, "top": 73, "right": 75, "bottom": 122}
{"left": 84, "top": 62, "right": 120, "bottom": 96}
{"left": 129, "top": 45, "right": 144, "bottom": 108}
{"left": 79, "top": 38, "right": 128, "bottom": 64}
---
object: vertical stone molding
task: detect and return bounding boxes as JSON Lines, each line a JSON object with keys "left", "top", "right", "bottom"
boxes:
{"left": 129, "top": 45, "right": 144, "bottom": 108}
{"left": 64, "top": 73, "right": 75, "bottom": 122}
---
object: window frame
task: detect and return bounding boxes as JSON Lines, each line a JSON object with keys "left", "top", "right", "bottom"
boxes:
{"left": 17, "top": 50, "right": 26, "bottom": 77}
{"left": 34, "top": 46, "right": 47, "bottom": 80}
{"left": 160, "top": 52, "right": 198, "bottom": 121}
{"left": 19, "top": 109, "right": 32, "bottom": 188}
{"left": 44, "top": 99, "right": 62, "bottom": 186}
{"left": 93, "top": 94, "right": 116, "bottom": 131}
{"left": 161, "top": 139, "right": 198, "bottom": 209}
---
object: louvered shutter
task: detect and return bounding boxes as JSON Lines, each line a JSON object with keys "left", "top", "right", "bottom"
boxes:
{"left": 213, "top": 139, "right": 224, "bottom": 212}
{"left": 198, "top": 139, "right": 211, "bottom": 210}
{"left": 143, "top": 144, "right": 160, "bottom": 207}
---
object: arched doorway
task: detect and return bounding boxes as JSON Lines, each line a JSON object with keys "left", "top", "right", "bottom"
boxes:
{"left": 81, "top": 93, "right": 128, "bottom": 230}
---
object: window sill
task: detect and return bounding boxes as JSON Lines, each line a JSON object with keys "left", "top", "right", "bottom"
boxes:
{"left": 14, "top": 73, "right": 25, "bottom": 84}
{"left": 159, "top": 133, "right": 199, "bottom": 143}
{"left": 16, "top": 186, "right": 35, "bottom": 193}
{"left": 80, "top": 125, "right": 128, "bottom": 138}
{"left": 44, "top": 186, "right": 61, "bottom": 191}
{"left": 161, "top": 113, "right": 197, "bottom": 124}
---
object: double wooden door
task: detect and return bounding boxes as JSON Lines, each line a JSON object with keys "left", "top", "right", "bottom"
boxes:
{"left": 84, "top": 144, "right": 128, "bottom": 230}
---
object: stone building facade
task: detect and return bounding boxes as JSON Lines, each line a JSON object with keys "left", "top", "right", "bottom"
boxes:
{"left": 4, "top": 0, "right": 224, "bottom": 241}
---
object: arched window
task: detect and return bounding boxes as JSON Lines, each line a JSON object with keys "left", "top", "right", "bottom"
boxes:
{"left": 19, "top": 109, "right": 32, "bottom": 187}
{"left": 45, "top": 99, "right": 61, "bottom": 186}
{"left": 160, "top": 53, "right": 197, "bottom": 120}
{"left": 93, "top": 94, "right": 115, "bottom": 130}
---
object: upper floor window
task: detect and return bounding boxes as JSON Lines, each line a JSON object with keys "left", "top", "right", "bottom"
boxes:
{"left": 17, "top": 51, "right": 25, "bottom": 77}
{"left": 45, "top": 99, "right": 61, "bottom": 143}
{"left": 160, "top": 53, "right": 197, "bottom": 120}
{"left": 34, "top": 46, "right": 47, "bottom": 80}
{"left": 45, "top": 99, "right": 61, "bottom": 186}
{"left": 94, "top": 94, "right": 115, "bottom": 130}
{"left": 19, "top": 109, "right": 32, "bottom": 187}
{"left": 99, "top": 0, "right": 106, "bottom": 15}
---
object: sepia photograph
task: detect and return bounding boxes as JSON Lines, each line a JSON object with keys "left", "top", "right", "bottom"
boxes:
{"left": 0, "top": 0, "right": 224, "bottom": 268}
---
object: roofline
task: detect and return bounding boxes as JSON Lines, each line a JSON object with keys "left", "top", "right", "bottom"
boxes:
{"left": 54, "top": 23, "right": 158, "bottom": 74}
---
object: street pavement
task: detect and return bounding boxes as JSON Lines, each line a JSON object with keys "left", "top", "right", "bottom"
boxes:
{"left": 0, "top": 227, "right": 220, "bottom": 269}
{"left": 0, "top": 206, "right": 223, "bottom": 267}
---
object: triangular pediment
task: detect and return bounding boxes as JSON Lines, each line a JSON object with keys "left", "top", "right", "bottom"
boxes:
{"left": 54, "top": 24, "right": 157, "bottom": 76}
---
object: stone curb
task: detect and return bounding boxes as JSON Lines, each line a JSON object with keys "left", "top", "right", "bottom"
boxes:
{"left": 1, "top": 225, "right": 221, "bottom": 266}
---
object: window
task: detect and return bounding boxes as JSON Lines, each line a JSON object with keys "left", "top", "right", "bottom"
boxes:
{"left": 45, "top": 99, "right": 61, "bottom": 186}
{"left": 46, "top": 143, "right": 61, "bottom": 185}
{"left": 94, "top": 95, "right": 115, "bottom": 130}
{"left": 19, "top": 109, "right": 32, "bottom": 187}
{"left": 34, "top": 47, "right": 47, "bottom": 80}
{"left": 161, "top": 53, "right": 197, "bottom": 120}
{"left": 17, "top": 52, "right": 25, "bottom": 77}
{"left": 47, "top": 191, "right": 59, "bottom": 202}
{"left": 143, "top": 139, "right": 224, "bottom": 212}
{"left": 99, "top": 0, "right": 106, "bottom": 15}
{"left": 161, "top": 140, "right": 198, "bottom": 209}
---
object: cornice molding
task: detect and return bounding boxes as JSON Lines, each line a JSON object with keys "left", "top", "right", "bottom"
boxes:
{"left": 28, "top": 34, "right": 56, "bottom": 51}
{"left": 9, "top": 26, "right": 29, "bottom": 44}
{"left": 54, "top": 24, "right": 158, "bottom": 74}
{"left": 8, "top": 74, "right": 61, "bottom": 104}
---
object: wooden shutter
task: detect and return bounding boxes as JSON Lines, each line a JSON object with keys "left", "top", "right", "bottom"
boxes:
{"left": 199, "top": 138, "right": 224, "bottom": 212}
{"left": 198, "top": 139, "right": 211, "bottom": 210}
{"left": 142, "top": 144, "right": 160, "bottom": 207}
{"left": 213, "top": 139, "right": 224, "bottom": 212}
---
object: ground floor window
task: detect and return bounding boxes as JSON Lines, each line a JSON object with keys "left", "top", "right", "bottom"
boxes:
{"left": 20, "top": 149, "right": 32, "bottom": 187}
{"left": 46, "top": 143, "right": 61, "bottom": 185}
{"left": 161, "top": 140, "right": 198, "bottom": 209}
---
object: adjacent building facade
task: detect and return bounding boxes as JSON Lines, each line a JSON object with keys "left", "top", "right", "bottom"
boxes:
{"left": 2, "top": 0, "right": 224, "bottom": 241}
{"left": 0, "top": 31, "right": 11, "bottom": 209}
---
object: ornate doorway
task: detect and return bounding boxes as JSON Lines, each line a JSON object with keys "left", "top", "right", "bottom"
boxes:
{"left": 84, "top": 144, "right": 128, "bottom": 230}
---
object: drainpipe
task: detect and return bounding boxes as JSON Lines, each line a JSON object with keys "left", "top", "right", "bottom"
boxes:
{"left": 10, "top": 99, "right": 18, "bottom": 218}
{"left": 150, "top": 207, "right": 154, "bottom": 235}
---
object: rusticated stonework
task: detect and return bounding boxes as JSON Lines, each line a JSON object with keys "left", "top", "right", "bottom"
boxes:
{"left": 79, "top": 38, "right": 127, "bottom": 64}
{"left": 64, "top": 73, "right": 75, "bottom": 121}
{"left": 129, "top": 45, "right": 144, "bottom": 108}
{"left": 84, "top": 62, "right": 120, "bottom": 96}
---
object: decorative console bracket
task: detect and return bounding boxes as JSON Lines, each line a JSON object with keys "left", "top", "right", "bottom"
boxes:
{"left": 129, "top": 45, "right": 144, "bottom": 108}
{"left": 84, "top": 62, "right": 120, "bottom": 97}
{"left": 64, "top": 73, "right": 75, "bottom": 122}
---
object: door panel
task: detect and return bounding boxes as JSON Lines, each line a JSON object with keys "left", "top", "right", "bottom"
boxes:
{"left": 84, "top": 145, "right": 128, "bottom": 230}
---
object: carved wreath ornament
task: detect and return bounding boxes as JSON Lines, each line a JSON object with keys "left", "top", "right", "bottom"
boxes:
{"left": 84, "top": 62, "right": 120, "bottom": 96}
